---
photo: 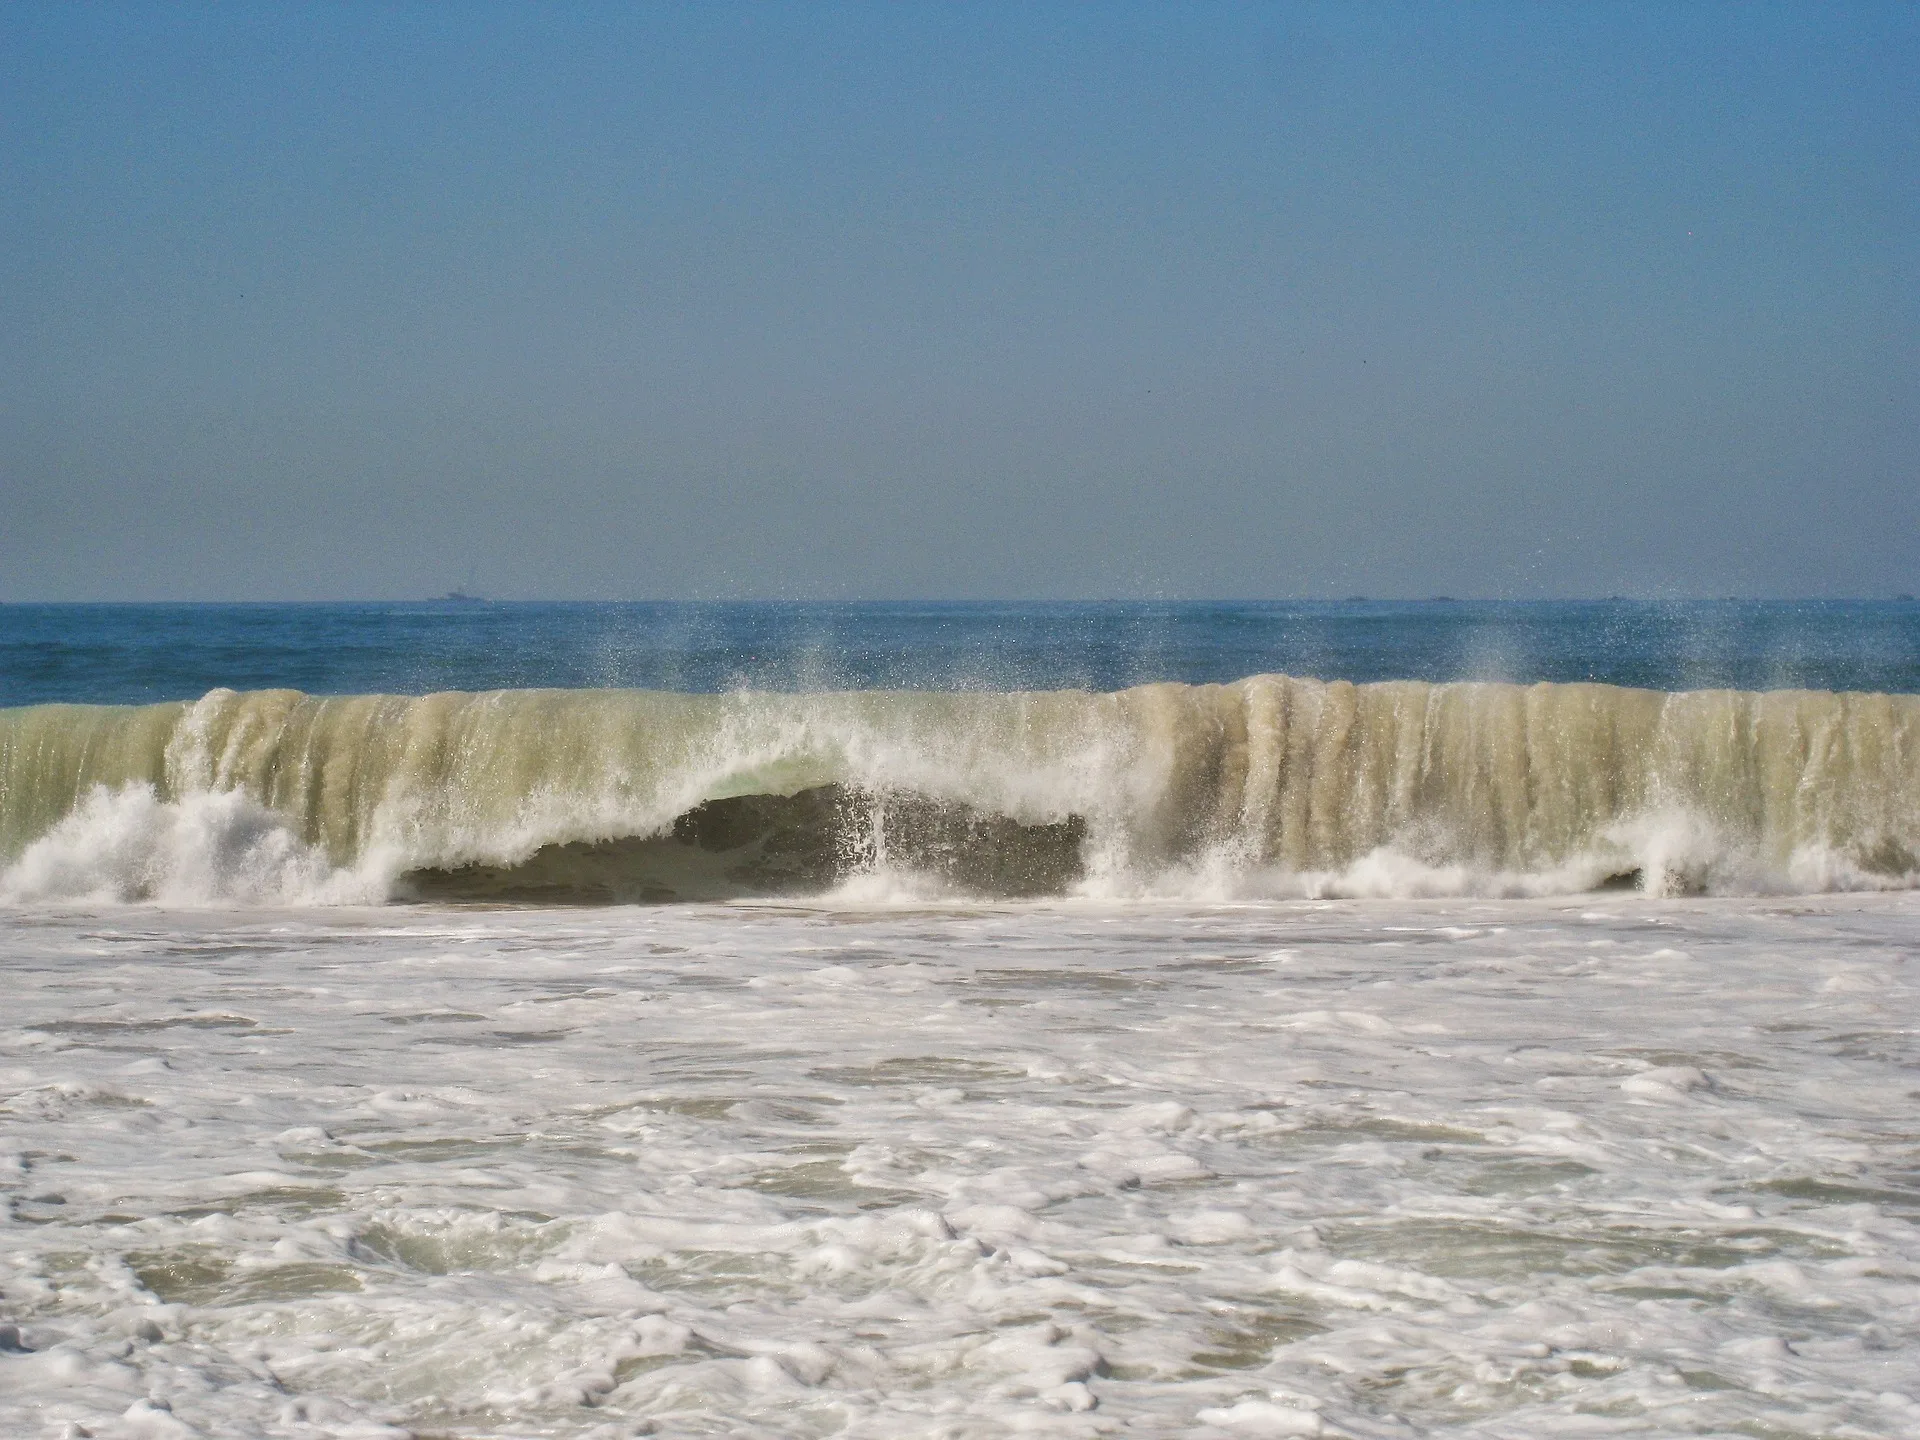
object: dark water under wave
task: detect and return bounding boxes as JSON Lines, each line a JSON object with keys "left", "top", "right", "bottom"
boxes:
{"left": 3, "top": 599, "right": 1918, "bottom": 707}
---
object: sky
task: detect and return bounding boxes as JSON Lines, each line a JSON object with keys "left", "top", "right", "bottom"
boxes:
{"left": 2, "top": 2, "right": 1914, "bottom": 601}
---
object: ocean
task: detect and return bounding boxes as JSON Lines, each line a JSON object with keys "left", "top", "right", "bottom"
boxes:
{"left": 2, "top": 600, "right": 1917, "bottom": 1438}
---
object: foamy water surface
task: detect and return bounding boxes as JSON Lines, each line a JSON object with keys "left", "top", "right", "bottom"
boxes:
{"left": 4, "top": 893, "right": 1917, "bottom": 1438}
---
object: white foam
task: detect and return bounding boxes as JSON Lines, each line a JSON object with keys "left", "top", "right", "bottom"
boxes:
{"left": 0, "top": 783, "right": 375, "bottom": 906}
{"left": 5, "top": 892, "right": 1918, "bottom": 1435}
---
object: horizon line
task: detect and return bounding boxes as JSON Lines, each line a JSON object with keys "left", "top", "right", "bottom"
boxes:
{"left": 1, "top": 595, "right": 1915, "bottom": 608}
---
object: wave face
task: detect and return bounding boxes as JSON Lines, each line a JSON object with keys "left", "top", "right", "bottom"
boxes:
{"left": 1, "top": 678, "right": 1915, "bottom": 904}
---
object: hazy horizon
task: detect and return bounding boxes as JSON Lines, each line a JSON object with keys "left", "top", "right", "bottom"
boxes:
{"left": 5, "top": 3, "right": 1914, "bottom": 602}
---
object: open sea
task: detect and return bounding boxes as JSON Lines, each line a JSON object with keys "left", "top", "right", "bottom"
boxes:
{"left": 2, "top": 600, "right": 1918, "bottom": 1438}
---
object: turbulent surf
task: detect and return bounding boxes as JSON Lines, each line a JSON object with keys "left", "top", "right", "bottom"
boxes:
{"left": 6, "top": 610, "right": 1920, "bottom": 1438}
{"left": 2, "top": 675, "right": 1914, "bottom": 904}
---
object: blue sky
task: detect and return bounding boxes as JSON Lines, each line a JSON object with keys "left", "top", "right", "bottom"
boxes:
{"left": 3, "top": 2, "right": 1914, "bottom": 599}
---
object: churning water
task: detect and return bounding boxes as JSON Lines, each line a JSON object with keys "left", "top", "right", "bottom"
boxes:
{"left": 2, "top": 601, "right": 1917, "bottom": 1437}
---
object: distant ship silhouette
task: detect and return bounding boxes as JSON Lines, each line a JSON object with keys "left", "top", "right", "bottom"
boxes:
{"left": 438, "top": 590, "right": 484, "bottom": 603}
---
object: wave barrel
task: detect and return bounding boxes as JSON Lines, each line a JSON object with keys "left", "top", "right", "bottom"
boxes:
{"left": 1, "top": 677, "right": 1914, "bottom": 903}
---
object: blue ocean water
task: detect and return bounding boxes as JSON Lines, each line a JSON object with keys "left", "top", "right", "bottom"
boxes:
{"left": 2, "top": 600, "right": 1917, "bottom": 708}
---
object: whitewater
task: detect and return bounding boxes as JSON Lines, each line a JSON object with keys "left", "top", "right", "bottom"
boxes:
{"left": 4, "top": 893, "right": 1919, "bottom": 1438}
{"left": 2, "top": 604, "right": 1917, "bottom": 1437}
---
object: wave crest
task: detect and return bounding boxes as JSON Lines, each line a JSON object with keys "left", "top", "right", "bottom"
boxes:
{"left": 2, "top": 677, "right": 1915, "bottom": 905}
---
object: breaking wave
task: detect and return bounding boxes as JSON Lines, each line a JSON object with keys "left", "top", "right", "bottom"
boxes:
{"left": 1, "top": 677, "right": 1914, "bottom": 905}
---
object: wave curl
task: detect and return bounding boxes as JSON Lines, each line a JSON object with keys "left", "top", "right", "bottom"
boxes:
{"left": 1, "top": 677, "right": 1914, "bottom": 904}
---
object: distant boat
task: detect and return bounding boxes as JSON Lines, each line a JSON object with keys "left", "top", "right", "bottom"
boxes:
{"left": 439, "top": 590, "right": 485, "bottom": 603}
